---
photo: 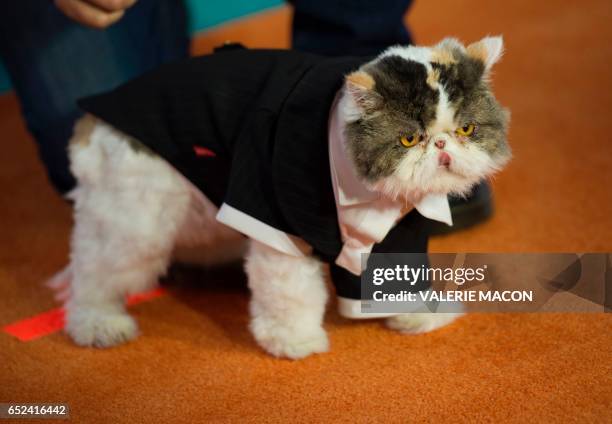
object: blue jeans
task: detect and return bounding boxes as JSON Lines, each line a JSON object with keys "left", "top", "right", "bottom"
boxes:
{"left": 0, "top": 0, "right": 189, "bottom": 193}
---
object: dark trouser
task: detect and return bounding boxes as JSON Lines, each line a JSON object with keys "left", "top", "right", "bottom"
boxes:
{"left": 291, "top": 0, "right": 414, "bottom": 56}
{"left": 0, "top": 0, "right": 189, "bottom": 194}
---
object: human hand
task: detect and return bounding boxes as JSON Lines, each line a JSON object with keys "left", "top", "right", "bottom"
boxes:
{"left": 54, "top": 0, "right": 137, "bottom": 29}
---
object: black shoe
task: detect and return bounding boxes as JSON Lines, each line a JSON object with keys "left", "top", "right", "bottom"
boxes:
{"left": 429, "top": 181, "right": 494, "bottom": 235}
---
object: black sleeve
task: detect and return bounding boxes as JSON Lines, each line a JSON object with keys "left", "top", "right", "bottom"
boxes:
{"left": 330, "top": 208, "right": 431, "bottom": 299}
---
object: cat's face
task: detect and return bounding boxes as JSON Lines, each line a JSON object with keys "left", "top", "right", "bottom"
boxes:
{"left": 342, "top": 36, "right": 511, "bottom": 200}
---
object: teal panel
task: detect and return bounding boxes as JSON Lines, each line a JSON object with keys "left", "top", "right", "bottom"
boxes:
{"left": 0, "top": 61, "right": 11, "bottom": 93}
{"left": 185, "top": 0, "right": 283, "bottom": 33}
{"left": 0, "top": 0, "right": 284, "bottom": 94}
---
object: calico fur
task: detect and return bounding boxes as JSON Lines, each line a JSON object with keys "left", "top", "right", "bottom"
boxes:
{"left": 345, "top": 37, "right": 510, "bottom": 200}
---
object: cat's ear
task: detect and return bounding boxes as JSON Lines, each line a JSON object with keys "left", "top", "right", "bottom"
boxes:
{"left": 436, "top": 37, "right": 464, "bottom": 54}
{"left": 344, "top": 71, "right": 382, "bottom": 114}
{"left": 466, "top": 36, "right": 504, "bottom": 73}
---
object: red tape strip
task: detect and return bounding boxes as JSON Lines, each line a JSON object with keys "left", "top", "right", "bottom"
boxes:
{"left": 2, "top": 287, "right": 167, "bottom": 342}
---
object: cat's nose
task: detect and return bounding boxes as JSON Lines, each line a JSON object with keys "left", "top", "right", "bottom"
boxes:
{"left": 435, "top": 139, "right": 446, "bottom": 149}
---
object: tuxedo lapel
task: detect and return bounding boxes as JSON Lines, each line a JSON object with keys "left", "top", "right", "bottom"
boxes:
{"left": 273, "top": 56, "right": 368, "bottom": 260}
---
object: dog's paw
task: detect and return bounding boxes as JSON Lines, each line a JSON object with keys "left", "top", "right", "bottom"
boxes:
{"left": 386, "top": 312, "right": 463, "bottom": 334}
{"left": 250, "top": 318, "right": 329, "bottom": 359}
{"left": 65, "top": 308, "right": 139, "bottom": 347}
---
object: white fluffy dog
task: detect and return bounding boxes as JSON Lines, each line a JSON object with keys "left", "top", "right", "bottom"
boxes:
{"left": 53, "top": 38, "right": 509, "bottom": 359}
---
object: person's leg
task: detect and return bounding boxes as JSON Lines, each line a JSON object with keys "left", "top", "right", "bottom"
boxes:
{"left": 0, "top": 0, "right": 189, "bottom": 194}
{"left": 291, "top": 0, "right": 414, "bottom": 56}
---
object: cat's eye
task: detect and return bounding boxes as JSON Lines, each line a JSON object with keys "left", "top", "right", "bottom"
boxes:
{"left": 400, "top": 134, "right": 421, "bottom": 148}
{"left": 456, "top": 123, "right": 476, "bottom": 137}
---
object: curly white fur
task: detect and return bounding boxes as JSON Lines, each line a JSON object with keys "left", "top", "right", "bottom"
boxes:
{"left": 63, "top": 117, "right": 333, "bottom": 357}
{"left": 245, "top": 241, "right": 329, "bottom": 359}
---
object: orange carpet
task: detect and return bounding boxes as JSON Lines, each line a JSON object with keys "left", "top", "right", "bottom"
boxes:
{"left": 1, "top": 0, "right": 611, "bottom": 422}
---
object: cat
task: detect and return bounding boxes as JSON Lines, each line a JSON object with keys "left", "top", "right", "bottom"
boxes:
{"left": 53, "top": 36, "right": 510, "bottom": 359}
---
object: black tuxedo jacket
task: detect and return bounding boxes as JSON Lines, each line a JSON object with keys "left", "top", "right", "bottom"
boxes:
{"left": 78, "top": 47, "right": 430, "bottom": 299}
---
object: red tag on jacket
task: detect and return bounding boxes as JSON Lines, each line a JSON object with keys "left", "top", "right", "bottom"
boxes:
{"left": 193, "top": 146, "right": 216, "bottom": 157}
